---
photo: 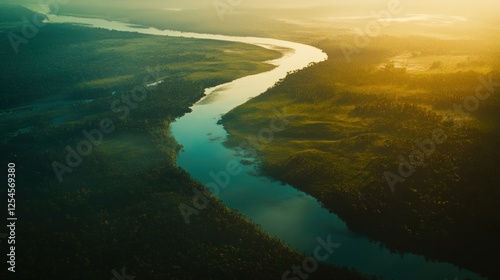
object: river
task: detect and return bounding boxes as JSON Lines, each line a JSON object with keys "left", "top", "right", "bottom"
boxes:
{"left": 29, "top": 5, "right": 484, "bottom": 280}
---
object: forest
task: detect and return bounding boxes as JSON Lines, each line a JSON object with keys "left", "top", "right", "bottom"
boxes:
{"left": 222, "top": 35, "right": 500, "bottom": 279}
{"left": 0, "top": 5, "right": 372, "bottom": 280}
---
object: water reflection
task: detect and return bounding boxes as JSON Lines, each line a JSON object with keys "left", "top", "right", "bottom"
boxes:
{"left": 32, "top": 8, "right": 484, "bottom": 280}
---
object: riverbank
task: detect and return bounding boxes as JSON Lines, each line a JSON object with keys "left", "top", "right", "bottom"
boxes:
{"left": 40, "top": 4, "right": 492, "bottom": 279}
{"left": 222, "top": 35, "right": 500, "bottom": 279}
{"left": 0, "top": 5, "right": 372, "bottom": 279}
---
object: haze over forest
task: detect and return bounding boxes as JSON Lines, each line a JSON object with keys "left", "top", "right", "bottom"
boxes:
{"left": 11, "top": 0, "right": 500, "bottom": 16}
{"left": 1, "top": 0, "right": 499, "bottom": 279}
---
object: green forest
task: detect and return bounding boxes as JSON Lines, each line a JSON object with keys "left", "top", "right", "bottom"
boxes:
{"left": 2, "top": 2, "right": 500, "bottom": 279}
{"left": 0, "top": 5, "right": 372, "bottom": 280}
{"left": 222, "top": 35, "right": 500, "bottom": 279}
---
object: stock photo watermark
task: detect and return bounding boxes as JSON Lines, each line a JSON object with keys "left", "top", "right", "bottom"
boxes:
{"left": 111, "top": 267, "right": 135, "bottom": 280}
{"left": 384, "top": 72, "right": 500, "bottom": 192}
{"left": 6, "top": 222, "right": 16, "bottom": 273}
{"left": 213, "top": 0, "right": 244, "bottom": 21}
{"left": 282, "top": 235, "right": 340, "bottom": 280}
{"left": 1, "top": 230, "right": 14, "bottom": 273}
{"left": 1, "top": 232, "right": 13, "bottom": 273}
{"left": 341, "top": 0, "right": 404, "bottom": 63}
{"left": 7, "top": 0, "right": 71, "bottom": 54}
{"left": 179, "top": 108, "right": 295, "bottom": 224}
{"left": 5, "top": 162, "right": 17, "bottom": 273}
{"left": 51, "top": 67, "right": 162, "bottom": 182}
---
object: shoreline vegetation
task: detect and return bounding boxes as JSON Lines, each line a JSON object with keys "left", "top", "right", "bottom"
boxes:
{"left": 51, "top": 3, "right": 499, "bottom": 277}
{"left": 0, "top": 5, "right": 372, "bottom": 280}
{"left": 222, "top": 35, "right": 500, "bottom": 279}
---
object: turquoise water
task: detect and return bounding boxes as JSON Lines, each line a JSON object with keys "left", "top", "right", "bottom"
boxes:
{"left": 35, "top": 6, "right": 485, "bottom": 279}
{"left": 169, "top": 80, "right": 484, "bottom": 280}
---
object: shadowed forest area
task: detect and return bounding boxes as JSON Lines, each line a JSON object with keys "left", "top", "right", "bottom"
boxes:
{"left": 0, "top": 5, "right": 371, "bottom": 280}
{"left": 1, "top": 1, "right": 499, "bottom": 279}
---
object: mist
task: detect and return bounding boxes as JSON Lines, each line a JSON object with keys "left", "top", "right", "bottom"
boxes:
{"left": 12, "top": 0, "right": 500, "bottom": 16}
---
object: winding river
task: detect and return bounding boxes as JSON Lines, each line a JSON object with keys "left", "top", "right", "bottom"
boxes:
{"left": 30, "top": 5, "right": 484, "bottom": 280}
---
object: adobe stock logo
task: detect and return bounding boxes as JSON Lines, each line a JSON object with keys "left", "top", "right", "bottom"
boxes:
{"left": 51, "top": 67, "right": 162, "bottom": 182}
{"left": 7, "top": 0, "right": 71, "bottom": 54}
{"left": 384, "top": 72, "right": 499, "bottom": 192}
{"left": 111, "top": 267, "right": 135, "bottom": 280}
{"left": 213, "top": 0, "right": 243, "bottom": 21}
{"left": 341, "top": 0, "right": 405, "bottom": 63}
{"left": 282, "top": 235, "right": 340, "bottom": 280}
{"left": 179, "top": 108, "right": 294, "bottom": 224}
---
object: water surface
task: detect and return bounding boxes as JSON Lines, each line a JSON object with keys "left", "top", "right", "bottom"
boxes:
{"left": 31, "top": 6, "right": 484, "bottom": 280}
